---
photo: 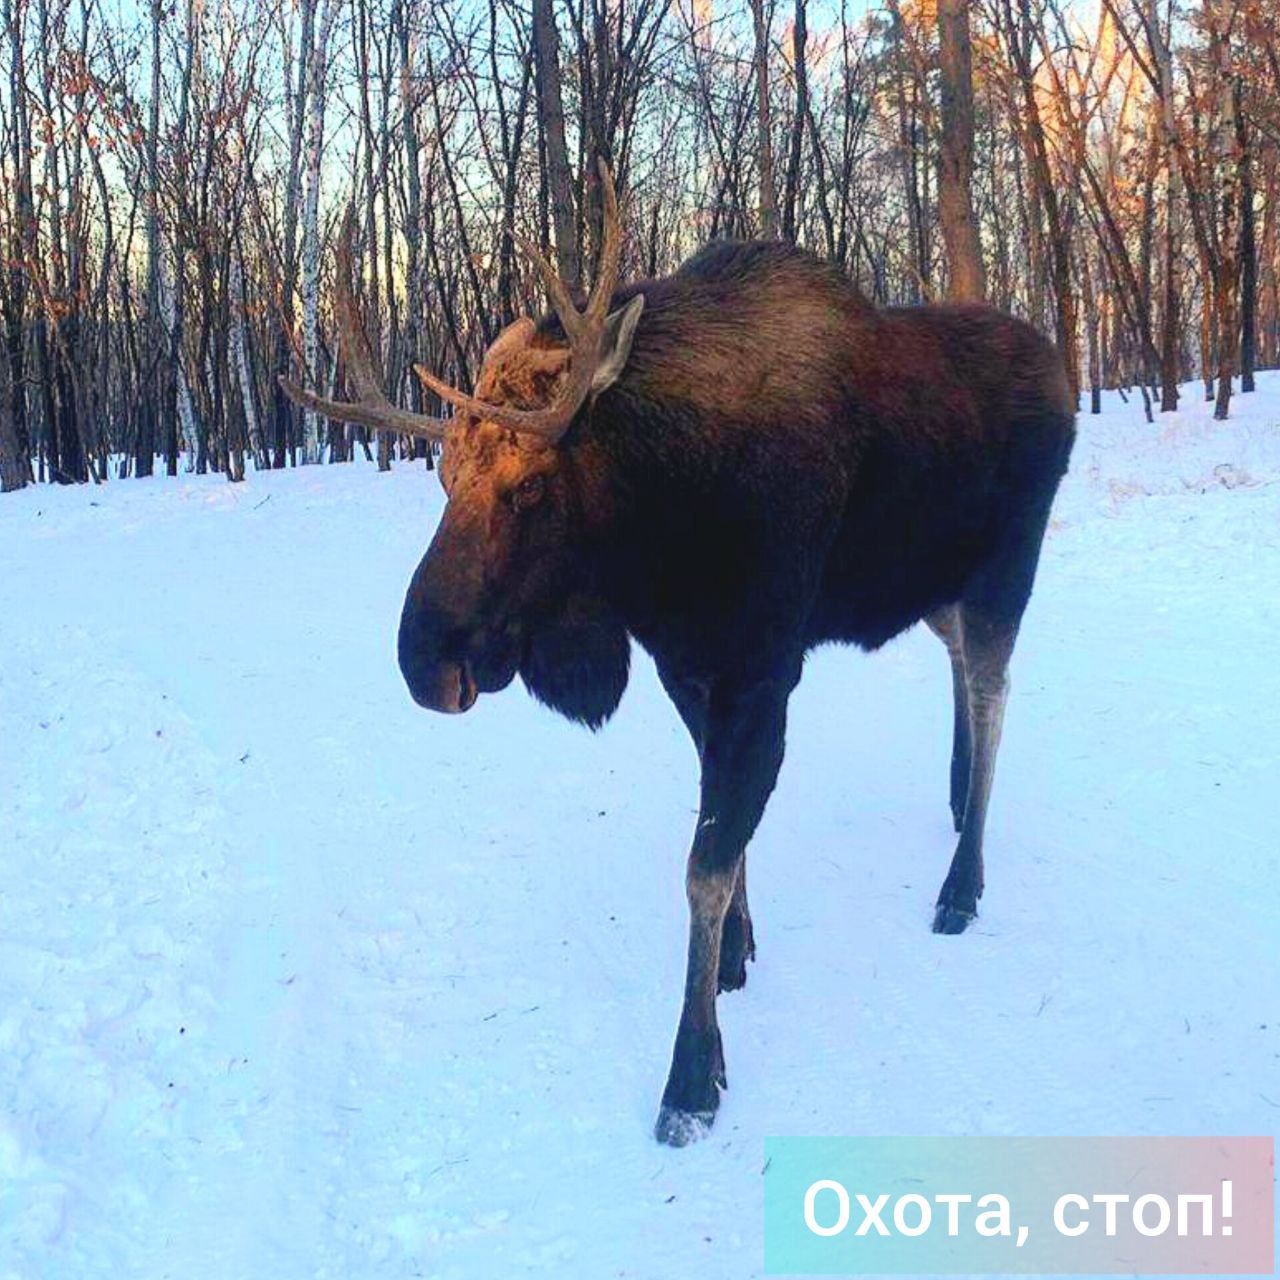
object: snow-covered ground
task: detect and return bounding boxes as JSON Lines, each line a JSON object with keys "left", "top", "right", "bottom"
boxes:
{"left": 2, "top": 376, "right": 1277, "bottom": 1279}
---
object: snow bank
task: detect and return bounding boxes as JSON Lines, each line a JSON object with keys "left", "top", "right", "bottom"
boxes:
{"left": 1073, "top": 372, "right": 1280, "bottom": 501}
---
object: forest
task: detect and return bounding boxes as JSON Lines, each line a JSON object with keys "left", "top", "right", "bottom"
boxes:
{"left": 0, "top": 0, "right": 1275, "bottom": 489}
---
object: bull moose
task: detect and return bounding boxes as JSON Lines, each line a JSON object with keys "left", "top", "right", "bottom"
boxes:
{"left": 283, "top": 165, "right": 1075, "bottom": 1146}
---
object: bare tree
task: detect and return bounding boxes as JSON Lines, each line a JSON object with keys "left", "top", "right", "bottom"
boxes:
{"left": 300, "top": 0, "right": 337, "bottom": 462}
{"left": 533, "top": 0, "right": 579, "bottom": 287}
{"left": 937, "top": 0, "right": 986, "bottom": 299}
{"left": 749, "top": 0, "right": 778, "bottom": 237}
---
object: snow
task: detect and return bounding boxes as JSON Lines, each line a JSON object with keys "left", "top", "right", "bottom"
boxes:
{"left": 2, "top": 375, "right": 1278, "bottom": 1278}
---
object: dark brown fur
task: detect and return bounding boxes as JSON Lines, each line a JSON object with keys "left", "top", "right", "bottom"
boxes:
{"left": 397, "top": 238, "right": 1075, "bottom": 1144}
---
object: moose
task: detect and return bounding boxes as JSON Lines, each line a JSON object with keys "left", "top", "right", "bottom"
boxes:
{"left": 283, "top": 165, "right": 1075, "bottom": 1146}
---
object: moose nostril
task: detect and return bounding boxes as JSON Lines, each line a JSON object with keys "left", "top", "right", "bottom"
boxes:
{"left": 457, "top": 664, "right": 478, "bottom": 711}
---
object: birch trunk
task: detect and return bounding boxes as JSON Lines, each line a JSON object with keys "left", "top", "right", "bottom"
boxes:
{"left": 160, "top": 268, "right": 199, "bottom": 470}
{"left": 301, "top": 0, "right": 337, "bottom": 463}
{"left": 229, "top": 246, "right": 257, "bottom": 481}
{"left": 138, "top": 0, "right": 165, "bottom": 478}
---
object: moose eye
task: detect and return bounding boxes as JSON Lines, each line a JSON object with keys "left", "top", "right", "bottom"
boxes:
{"left": 510, "top": 474, "right": 545, "bottom": 511}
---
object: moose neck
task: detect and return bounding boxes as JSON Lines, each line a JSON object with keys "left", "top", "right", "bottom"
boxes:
{"left": 564, "top": 381, "right": 737, "bottom": 656}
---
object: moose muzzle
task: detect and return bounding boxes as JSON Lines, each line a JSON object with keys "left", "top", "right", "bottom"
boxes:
{"left": 397, "top": 570, "right": 481, "bottom": 714}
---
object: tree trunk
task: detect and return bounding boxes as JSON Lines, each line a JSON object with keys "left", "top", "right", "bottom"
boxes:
{"left": 301, "top": 0, "right": 337, "bottom": 463}
{"left": 532, "top": 0, "right": 580, "bottom": 289}
{"left": 1081, "top": 251, "right": 1102, "bottom": 414}
{"left": 781, "top": 0, "right": 808, "bottom": 243}
{"left": 1211, "top": 64, "right": 1241, "bottom": 421}
{"left": 2, "top": 0, "right": 32, "bottom": 489}
{"left": 272, "top": 0, "right": 314, "bottom": 467}
{"left": 163, "top": 0, "right": 198, "bottom": 477}
{"left": 890, "top": 3, "right": 928, "bottom": 300}
{"left": 139, "top": 0, "right": 164, "bottom": 478}
{"left": 749, "top": 0, "right": 778, "bottom": 238}
{"left": 1198, "top": 240, "right": 1215, "bottom": 400}
{"left": 0, "top": 341, "right": 28, "bottom": 490}
{"left": 1160, "top": 157, "right": 1180, "bottom": 411}
{"left": 395, "top": 0, "right": 432, "bottom": 467}
{"left": 377, "top": 12, "right": 396, "bottom": 471}
{"left": 1003, "top": 0, "right": 1077, "bottom": 399}
{"left": 229, "top": 244, "right": 257, "bottom": 482}
{"left": 936, "top": 0, "right": 986, "bottom": 300}
{"left": 1237, "top": 91, "right": 1256, "bottom": 393}
{"left": 496, "top": 40, "right": 534, "bottom": 325}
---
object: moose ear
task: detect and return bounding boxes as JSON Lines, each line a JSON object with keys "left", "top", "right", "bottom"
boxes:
{"left": 590, "top": 294, "right": 645, "bottom": 396}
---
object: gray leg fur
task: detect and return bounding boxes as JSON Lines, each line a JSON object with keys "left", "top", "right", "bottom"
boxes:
{"left": 926, "top": 605, "right": 972, "bottom": 832}
{"left": 718, "top": 859, "right": 755, "bottom": 992}
{"left": 932, "top": 606, "right": 1018, "bottom": 935}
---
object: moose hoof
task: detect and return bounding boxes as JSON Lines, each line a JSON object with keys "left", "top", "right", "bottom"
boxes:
{"left": 656, "top": 1023, "right": 725, "bottom": 1144}
{"left": 717, "top": 955, "right": 749, "bottom": 993}
{"left": 654, "top": 1104, "right": 717, "bottom": 1147}
{"left": 717, "top": 913, "right": 756, "bottom": 993}
{"left": 932, "top": 902, "right": 977, "bottom": 935}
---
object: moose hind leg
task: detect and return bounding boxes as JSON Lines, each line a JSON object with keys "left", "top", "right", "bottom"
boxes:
{"left": 932, "top": 607, "right": 1017, "bottom": 935}
{"left": 926, "top": 605, "right": 972, "bottom": 832}
{"left": 717, "top": 861, "right": 756, "bottom": 993}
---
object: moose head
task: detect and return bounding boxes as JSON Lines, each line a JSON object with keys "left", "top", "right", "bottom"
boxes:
{"left": 282, "top": 164, "right": 645, "bottom": 726}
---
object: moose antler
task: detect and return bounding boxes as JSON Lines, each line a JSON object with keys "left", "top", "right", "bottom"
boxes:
{"left": 278, "top": 210, "right": 448, "bottom": 441}
{"left": 279, "top": 160, "right": 626, "bottom": 445}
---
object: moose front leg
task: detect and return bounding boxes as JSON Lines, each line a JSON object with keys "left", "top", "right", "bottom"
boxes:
{"left": 657, "top": 665, "right": 756, "bottom": 994}
{"left": 654, "top": 672, "right": 792, "bottom": 1146}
